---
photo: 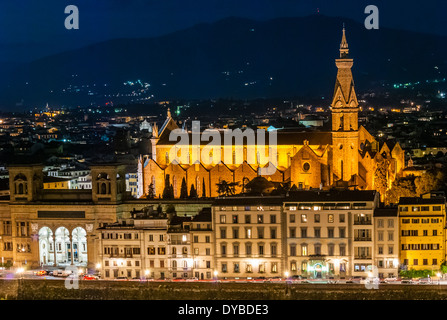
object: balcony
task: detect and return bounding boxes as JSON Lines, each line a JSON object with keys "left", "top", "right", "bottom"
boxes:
{"left": 354, "top": 255, "right": 372, "bottom": 260}
{"left": 354, "top": 237, "right": 372, "bottom": 242}
{"left": 353, "top": 220, "right": 372, "bottom": 225}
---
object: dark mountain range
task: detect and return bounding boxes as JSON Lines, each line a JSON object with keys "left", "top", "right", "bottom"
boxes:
{"left": 1, "top": 14, "right": 447, "bottom": 110}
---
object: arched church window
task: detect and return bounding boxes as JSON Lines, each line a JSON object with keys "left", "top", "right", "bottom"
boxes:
{"left": 101, "top": 182, "right": 107, "bottom": 194}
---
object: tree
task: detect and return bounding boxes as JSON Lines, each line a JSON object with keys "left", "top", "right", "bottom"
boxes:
{"left": 166, "top": 204, "right": 176, "bottom": 215}
{"left": 162, "top": 174, "right": 174, "bottom": 199}
{"left": 147, "top": 182, "right": 155, "bottom": 199}
{"left": 202, "top": 177, "right": 206, "bottom": 198}
{"left": 245, "top": 176, "right": 275, "bottom": 194}
{"left": 374, "top": 158, "right": 389, "bottom": 201}
{"left": 290, "top": 184, "right": 298, "bottom": 191}
{"left": 180, "top": 177, "right": 188, "bottom": 199}
{"left": 189, "top": 184, "right": 197, "bottom": 198}
{"left": 414, "top": 170, "right": 444, "bottom": 196}
{"left": 386, "top": 177, "right": 416, "bottom": 205}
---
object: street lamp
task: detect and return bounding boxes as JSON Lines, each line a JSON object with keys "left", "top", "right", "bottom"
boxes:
{"left": 145, "top": 269, "right": 150, "bottom": 281}
{"left": 213, "top": 270, "right": 218, "bottom": 282}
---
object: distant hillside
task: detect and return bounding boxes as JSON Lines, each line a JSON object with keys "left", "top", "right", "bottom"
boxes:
{"left": 1, "top": 14, "right": 447, "bottom": 109}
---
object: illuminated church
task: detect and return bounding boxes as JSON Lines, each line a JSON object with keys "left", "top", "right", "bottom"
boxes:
{"left": 138, "top": 28, "right": 405, "bottom": 198}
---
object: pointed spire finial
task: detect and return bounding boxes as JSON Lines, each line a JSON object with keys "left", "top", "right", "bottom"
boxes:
{"left": 339, "top": 24, "right": 349, "bottom": 58}
{"left": 167, "top": 107, "right": 171, "bottom": 118}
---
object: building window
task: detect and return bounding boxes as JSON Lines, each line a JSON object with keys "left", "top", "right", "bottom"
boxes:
{"left": 289, "top": 227, "right": 296, "bottom": 238}
{"left": 301, "top": 244, "right": 308, "bottom": 256}
{"left": 387, "top": 219, "right": 394, "bottom": 228}
{"left": 257, "top": 227, "right": 264, "bottom": 239}
{"left": 271, "top": 244, "right": 277, "bottom": 257}
{"left": 245, "top": 215, "right": 251, "bottom": 224}
{"left": 301, "top": 227, "right": 307, "bottom": 238}
{"left": 270, "top": 228, "right": 277, "bottom": 239}
{"left": 246, "top": 243, "right": 252, "bottom": 257}
{"left": 301, "top": 214, "right": 307, "bottom": 223}
{"left": 328, "top": 214, "right": 334, "bottom": 223}
{"left": 220, "top": 228, "right": 227, "bottom": 239}
{"left": 328, "top": 244, "right": 334, "bottom": 256}
{"left": 233, "top": 245, "right": 239, "bottom": 257}
{"left": 246, "top": 228, "right": 252, "bottom": 239}
{"left": 339, "top": 227, "right": 345, "bottom": 238}
{"left": 257, "top": 215, "right": 264, "bottom": 223}
{"left": 314, "top": 228, "right": 321, "bottom": 238}
{"left": 258, "top": 244, "right": 264, "bottom": 256}
{"left": 314, "top": 214, "right": 320, "bottom": 223}
{"left": 220, "top": 215, "right": 226, "bottom": 223}
{"left": 377, "top": 219, "right": 384, "bottom": 228}
{"left": 327, "top": 228, "right": 334, "bottom": 238}
{"left": 290, "top": 245, "right": 296, "bottom": 256}
{"left": 290, "top": 214, "right": 295, "bottom": 223}
{"left": 232, "top": 215, "right": 238, "bottom": 224}
{"left": 339, "top": 214, "right": 345, "bottom": 223}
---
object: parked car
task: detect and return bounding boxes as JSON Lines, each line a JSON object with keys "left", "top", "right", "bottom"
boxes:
{"left": 347, "top": 276, "right": 363, "bottom": 284}
{"left": 328, "top": 277, "right": 338, "bottom": 284}
{"left": 35, "top": 270, "right": 47, "bottom": 276}
{"left": 115, "top": 276, "right": 128, "bottom": 281}
{"left": 417, "top": 277, "right": 432, "bottom": 284}
{"left": 384, "top": 277, "right": 399, "bottom": 283}
{"left": 401, "top": 278, "right": 415, "bottom": 284}
{"left": 82, "top": 274, "right": 98, "bottom": 280}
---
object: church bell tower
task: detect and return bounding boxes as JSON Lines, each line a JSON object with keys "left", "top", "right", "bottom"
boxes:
{"left": 331, "top": 26, "right": 359, "bottom": 183}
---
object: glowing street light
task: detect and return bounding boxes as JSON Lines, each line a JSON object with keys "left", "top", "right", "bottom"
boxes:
{"left": 95, "top": 263, "right": 101, "bottom": 269}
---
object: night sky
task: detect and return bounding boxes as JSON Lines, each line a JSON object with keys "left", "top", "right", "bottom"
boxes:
{"left": 0, "top": 0, "right": 444, "bottom": 62}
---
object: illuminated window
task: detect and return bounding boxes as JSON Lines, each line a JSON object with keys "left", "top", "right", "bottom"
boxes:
{"left": 301, "top": 244, "right": 308, "bottom": 256}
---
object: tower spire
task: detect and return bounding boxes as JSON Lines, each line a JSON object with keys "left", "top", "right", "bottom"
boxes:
{"left": 167, "top": 107, "right": 171, "bottom": 118}
{"left": 340, "top": 24, "right": 349, "bottom": 58}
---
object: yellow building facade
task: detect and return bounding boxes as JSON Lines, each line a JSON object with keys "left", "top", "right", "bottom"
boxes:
{"left": 398, "top": 196, "right": 446, "bottom": 271}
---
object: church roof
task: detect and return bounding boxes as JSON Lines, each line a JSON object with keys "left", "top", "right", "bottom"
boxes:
{"left": 157, "top": 129, "right": 332, "bottom": 146}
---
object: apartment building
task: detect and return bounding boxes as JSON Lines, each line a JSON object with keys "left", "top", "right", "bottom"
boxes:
{"left": 212, "top": 197, "right": 285, "bottom": 279}
{"left": 398, "top": 194, "right": 446, "bottom": 271}
{"left": 98, "top": 211, "right": 169, "bottom": 280}
{"left": 184, "top": 208, "right": 214, "bottom": 280}
{"left": 284, "top": 190, "right": 379, "bottom": 279}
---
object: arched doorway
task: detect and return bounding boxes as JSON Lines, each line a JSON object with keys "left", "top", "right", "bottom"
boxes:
{"left": 55, "top": 227, "right": 70, "bottom": 265}
{"left": 38, "top": 227, "right": 54, "bottom": 266}
{"left": 72, "top": 227, "right": 88, "bottom": 266}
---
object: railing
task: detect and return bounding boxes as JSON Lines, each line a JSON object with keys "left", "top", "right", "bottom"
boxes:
{"left": 353, "top": 221, "right": 372, "bottom": 225}
{"left": 354, "top": 237, "right": 372, "bottom": 241}
{"left": 354, "top": 255, "right": 372, "bottom": 259}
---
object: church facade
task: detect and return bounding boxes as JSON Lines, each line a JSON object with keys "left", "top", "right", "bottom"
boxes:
{"left": 138, "top": 28, "right": 405, "bottom": 199}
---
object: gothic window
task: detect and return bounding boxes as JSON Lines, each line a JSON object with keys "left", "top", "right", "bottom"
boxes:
{"left": 101, "top": 183, "right": 107, "bottom": 194}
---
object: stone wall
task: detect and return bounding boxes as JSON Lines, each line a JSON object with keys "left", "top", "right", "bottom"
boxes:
{"left": 2, "top": 280, "right": 447, "bottom": 300}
